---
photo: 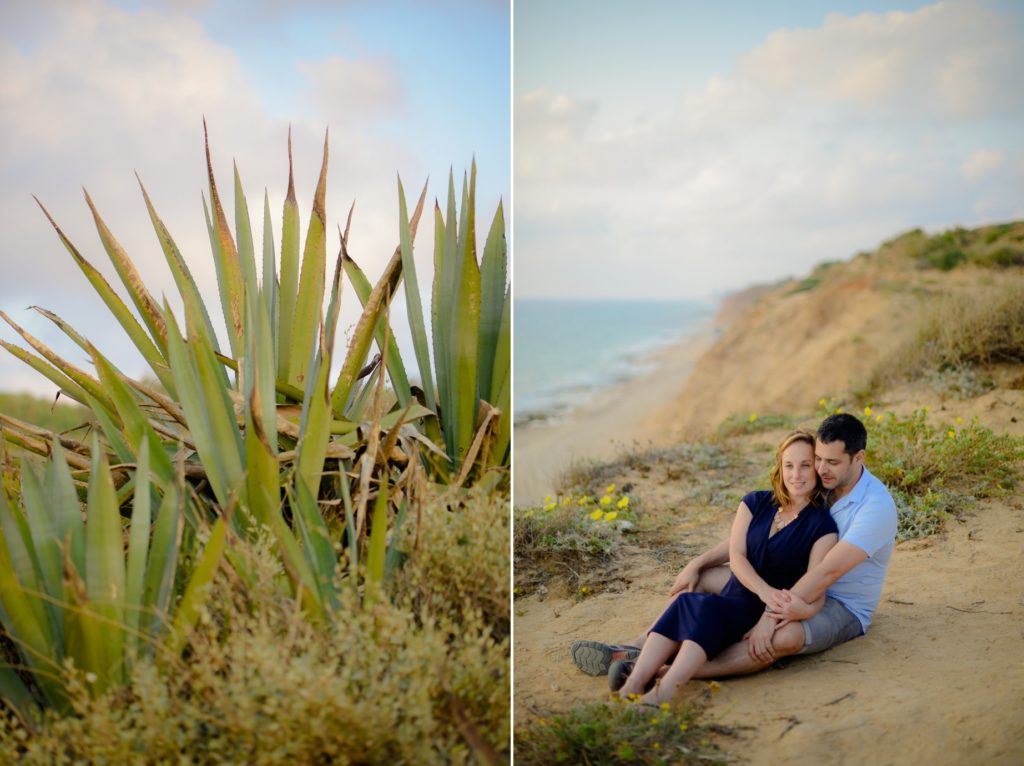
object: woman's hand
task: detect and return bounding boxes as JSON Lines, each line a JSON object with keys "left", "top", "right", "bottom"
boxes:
{"left": 745, "top": 614, "right": 778, "bottom": 663}
{"left": 758, "top": 585, "right": 786, "bottom": 608}
{"left": 669, "top": 562, "right": 702, "bottom": 596}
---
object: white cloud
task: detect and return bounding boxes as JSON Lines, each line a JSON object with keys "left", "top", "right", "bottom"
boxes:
{"left": 962, "top": 149, "right": 1004, "bottom": 181}
{"left": 0, "top": 0, "right": 431, "bottom": 394}
{"left": 515, "top": 1, "right": 1024, "bottom": 299}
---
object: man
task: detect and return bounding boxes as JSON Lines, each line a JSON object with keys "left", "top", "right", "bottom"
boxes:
{"left": 570, "top": 413, "right": 897, "bottom": 680}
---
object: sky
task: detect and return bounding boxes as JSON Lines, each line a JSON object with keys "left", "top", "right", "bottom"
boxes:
{"left": 514, "top": 0, "right": 1024, "bottom": 300}
{"left": 0, "top": 0, "right": 509, "bottom": 394}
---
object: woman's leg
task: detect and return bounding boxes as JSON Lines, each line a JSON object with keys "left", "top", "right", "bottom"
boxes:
{"left": 617, "top": 632, "right": 680, "bottom": 698}
{"left": 641, "top": 640, "right": 708, "bottom": 706}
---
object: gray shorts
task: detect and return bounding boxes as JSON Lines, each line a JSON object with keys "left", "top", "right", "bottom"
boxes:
{"left": 798, "top": 596, "right": 864, "bottom": 655}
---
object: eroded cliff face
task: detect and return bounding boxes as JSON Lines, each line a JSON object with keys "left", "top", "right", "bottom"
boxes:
{"left": 651, "top": 229, "right": 1020, "bottom": 440}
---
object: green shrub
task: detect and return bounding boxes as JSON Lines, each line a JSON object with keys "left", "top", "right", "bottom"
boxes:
{"left": 514, "top": 698, "right": 728, "bottom": 766}
{"left": 716, "top": 412, "right": 795, "bottom": 437}
{"left": 866, "top": 408, "right": 1024, "bottom": 539}
{"left": 975, "top": 246, "right": 1024, "bottom": 268}
{"left": 513, "top": 491, "right": 634, "bottom": 596}
{"left": 395, "top": 488, "right": 510, "bottom": 638}
{"left": 0, "top": 540, "right": 510, "bottom": 765}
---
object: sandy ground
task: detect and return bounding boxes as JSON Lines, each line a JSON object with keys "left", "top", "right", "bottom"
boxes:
{"left": 514, "top": 493, "right": 1024, "bottom": 764}
{"left": 513, "top": 328, "right": 715, "bottom": 507}
{"left": 513, "top": 261, "right": 1024, "bottom": 762}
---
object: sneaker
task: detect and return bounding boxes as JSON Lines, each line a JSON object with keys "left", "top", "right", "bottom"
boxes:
{"left": 608, "top": 659, "right": 656, "bottom": 694}
{"left": 570, "top": 640, "right": 640, "bottom": 676}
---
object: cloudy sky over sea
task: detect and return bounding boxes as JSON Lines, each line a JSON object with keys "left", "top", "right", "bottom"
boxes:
{"left": 0, "top": 0, "right": 509, "bottom": 392}
{"left": 515, "top": 0, "right": 1024, "bottom": 299}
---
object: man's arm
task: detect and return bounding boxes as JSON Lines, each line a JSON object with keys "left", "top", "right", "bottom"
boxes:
{"left": 670, "top": 537, "right": 729, "bottom": 595}
{"left": 766, "top": 541, "right": 867, "bottom": 618}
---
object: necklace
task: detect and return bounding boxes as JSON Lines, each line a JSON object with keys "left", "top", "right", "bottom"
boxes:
{"left": 774, "top": 506, "right": 801, "bottom": 532}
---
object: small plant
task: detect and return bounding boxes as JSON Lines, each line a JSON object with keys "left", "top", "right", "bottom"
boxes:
{"left": 716, "top": 412, "right": 795, "bottom": 437}
{"left": 515, "top": 699, "right": 728, "bottom": 766}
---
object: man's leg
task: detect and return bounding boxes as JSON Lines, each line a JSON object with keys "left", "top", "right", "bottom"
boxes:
{"left": 691, "top": 622, "right": 805, "bottom": 678}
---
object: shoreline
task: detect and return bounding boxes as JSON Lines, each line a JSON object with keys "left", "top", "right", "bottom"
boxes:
{"left": 512, "top": 322, "right": 716, "bottom": 506}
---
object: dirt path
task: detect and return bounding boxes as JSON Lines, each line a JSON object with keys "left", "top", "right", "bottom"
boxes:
{"left": 513, "top": 498, "right": 1024, "bottom": 764}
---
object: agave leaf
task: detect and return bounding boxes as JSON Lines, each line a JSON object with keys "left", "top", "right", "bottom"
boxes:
{"left": 477, "top": 200, "right": 506, "bottom": 406}
{"left": 136, "top": 174, "right": 222, "bottom": 354}
{"left": 91, "top": 349, "right": 175, "bottom": 488}
{"left": 163, "top": 305, "right": 232, "bottom": 509}
{"left": 0, "top": 340, "right": 90, "bottom": 406}
{"left": 292, "top": 478, "right": 339, "bottom": 611}
{"left": 289, "top": 131, "right": 328, "bottom": 388}
{"left": 0, "top": 311, "right": 116, "bottom": 418}
{"left": 396, "top": 176, "right": 436, "bottom": 410}
{"left": 242, "top": 294, "right": 279, "bottom": 530}
{"left": 233, "top": 162, "right": 260, "bottom": 306}
{"left": 277, "top": 128, "right": 301, "bottom": 385}
{"left": 487, "top": 290, "right": 511, "bottom": 466}
{"left": 0, "top": 665, "right": 39, "bottom": 727}
{"left": 0, "top": 474, "right": 52, "bottom": 641}
{"left": 31, "top": 198, "right": 174, "bottom": 393}
{"left": 341, "top": 253, "right": 411, "bottom": 407}
{"left": 261, "top": 189, "right": 278, "bottom": 369}
{"left": 83, "top": 436, "right": 126, "bottom": 688}
{"left": 19, "top": 460, "right": 65, "bottom": 641}
{"left": 141, "top": 481, "right": 182, "bottom": 639}
{"left": 203, "top": 120, "right": 245, "bottom": 359}
{"left": 82, "top": 189, "right": 169, "bottom": 357}
{"left": 123, "top": 440, "right": 151, "bottom": 656}
{"left": 450, "top": 166, "right": 481, "bottom": 465}
{"left": 48, "top": 441, "right": 85, "bottom": 578}
{"left": 330, "top": 183, "right": 427, "bottom": 417}
{"left": 168, "top": 515, "right": 227, "bottom": 658}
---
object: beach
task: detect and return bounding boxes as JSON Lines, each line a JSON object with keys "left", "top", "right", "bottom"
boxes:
{"left": 513, "top": 324, "right": 715, "bottom": 506}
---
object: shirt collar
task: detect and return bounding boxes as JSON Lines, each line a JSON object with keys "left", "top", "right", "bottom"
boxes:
{"left": 829, "top": 465, "right": 872, "bottom": 511}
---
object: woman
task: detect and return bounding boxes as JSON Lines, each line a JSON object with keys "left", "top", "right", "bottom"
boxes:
{"left": 614, "top": 429, "right": 838, "bottom": 706}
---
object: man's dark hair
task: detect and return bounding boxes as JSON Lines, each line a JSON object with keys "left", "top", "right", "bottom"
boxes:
{"left": 817, "top": 413, "right": 867, "bottom": 456}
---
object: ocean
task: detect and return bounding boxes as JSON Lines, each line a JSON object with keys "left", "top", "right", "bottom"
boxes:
{"left": 514, "top": 298, "right": 715, "bottom": 426}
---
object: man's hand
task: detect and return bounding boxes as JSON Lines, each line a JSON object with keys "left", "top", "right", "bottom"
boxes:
{"left": 744, "top": 613, "right": 779, "bottom": 663}
{"left": 764, "top": 589, "right": 815, "bottom": 626}
{"left": 669, "top": 563, "right": 701, "bottom": 596}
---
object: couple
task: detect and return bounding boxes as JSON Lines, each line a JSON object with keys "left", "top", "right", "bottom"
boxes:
{"left": 571, "top": 413, "right": 897, "bottom": 706}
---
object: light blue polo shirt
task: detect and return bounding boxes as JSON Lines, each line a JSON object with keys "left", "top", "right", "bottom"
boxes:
{"left": 825, "top": 466, "right": 898, "bottom": 632}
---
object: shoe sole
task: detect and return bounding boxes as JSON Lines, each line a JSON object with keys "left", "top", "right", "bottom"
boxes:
{"left": 571, "top": 640, "right": 640, "bottom": 676}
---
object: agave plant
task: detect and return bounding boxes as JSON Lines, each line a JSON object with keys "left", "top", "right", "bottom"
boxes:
{"left": 0, "top": 125, "right": 509, "bottom": 717}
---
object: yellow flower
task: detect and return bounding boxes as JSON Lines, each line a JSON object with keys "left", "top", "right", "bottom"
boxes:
{"left": 543, "top": 502, "right": 557, "bottom": 512}
{"left": 652, "top": 742, "right": 661, "bottom": 749}
{"left": 604, "top": 512, "right": 618, "bottom": 522}
{"left": 748, "top": 413, "right": 758, "bottom": 423}
{"left": 864, "top": 406, "right": 872, "bottom": 416}
{"left": 562, "top": 496, "right": 572, "bottom": 506}
{"left": 617, "top": 496, "right": 630, "bottom": 509}
{"left": 947, "top": 430, "right": 955, "bottom": 439}
{"left": 589, "top": 510, "right": 603, "bottom": 520}
{"left": 708, "top": 680, "right": 721, "bottom": 693}
{"left": 679, "top": 723, "right": 689, "bottom": 732}
{"left": 660, "top": 702, "right": 671, "bottom": 712}
{"left": 544, "top": 495, "right": 552, "bottom": 504}
{"left": 835, "top": 406, "right": 843, "bottom": 414}
{"left": 876, "top": 414, "right": 883, "bottom": 422}
{"left": 600, "top": 495, "right": 612, "bottom": 506}
{"left": 606, "top": 483, "right": 616, "bottom": 493}
{"left": 924, "top": 405, "right": 930, "bottom": 413}
{"left": 578, "top": 495, "right": 590, "bottom": 506}
{"left": 650, "top": 717, "right": 660, "bottom": 726}
{"left": 818, "top": 398, "right": 827, "bottom": 407}
{"left": 956, "top": 416, "right": 963, "bottom": 425}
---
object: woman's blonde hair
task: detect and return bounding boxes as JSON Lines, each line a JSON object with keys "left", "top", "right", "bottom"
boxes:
{"left": 769, "top": 429, "right": 823, "bottom": 507}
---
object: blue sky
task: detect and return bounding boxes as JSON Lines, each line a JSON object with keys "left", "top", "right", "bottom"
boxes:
{"left": 0, "top": 0, "right": 509, "bottom": 393}
{"left": 514, "top": 0, "right": 1024, "bottom": 299}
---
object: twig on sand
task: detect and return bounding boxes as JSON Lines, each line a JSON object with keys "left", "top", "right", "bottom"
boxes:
{"left": 777, "top": 715, "right": 800, "bottom": 739}
{"left": 824, "top": 691, "right": 856, "bottom": 706}
{"left": 946, "top": 605, "right": 1012, "bottom": 615}
{"left": 887, "top": 598, "right": 914, "bottom": 605}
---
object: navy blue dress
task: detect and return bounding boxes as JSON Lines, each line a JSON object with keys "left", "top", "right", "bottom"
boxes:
{"left": 651, "top": 491, "right": 837, "bottom": 659}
